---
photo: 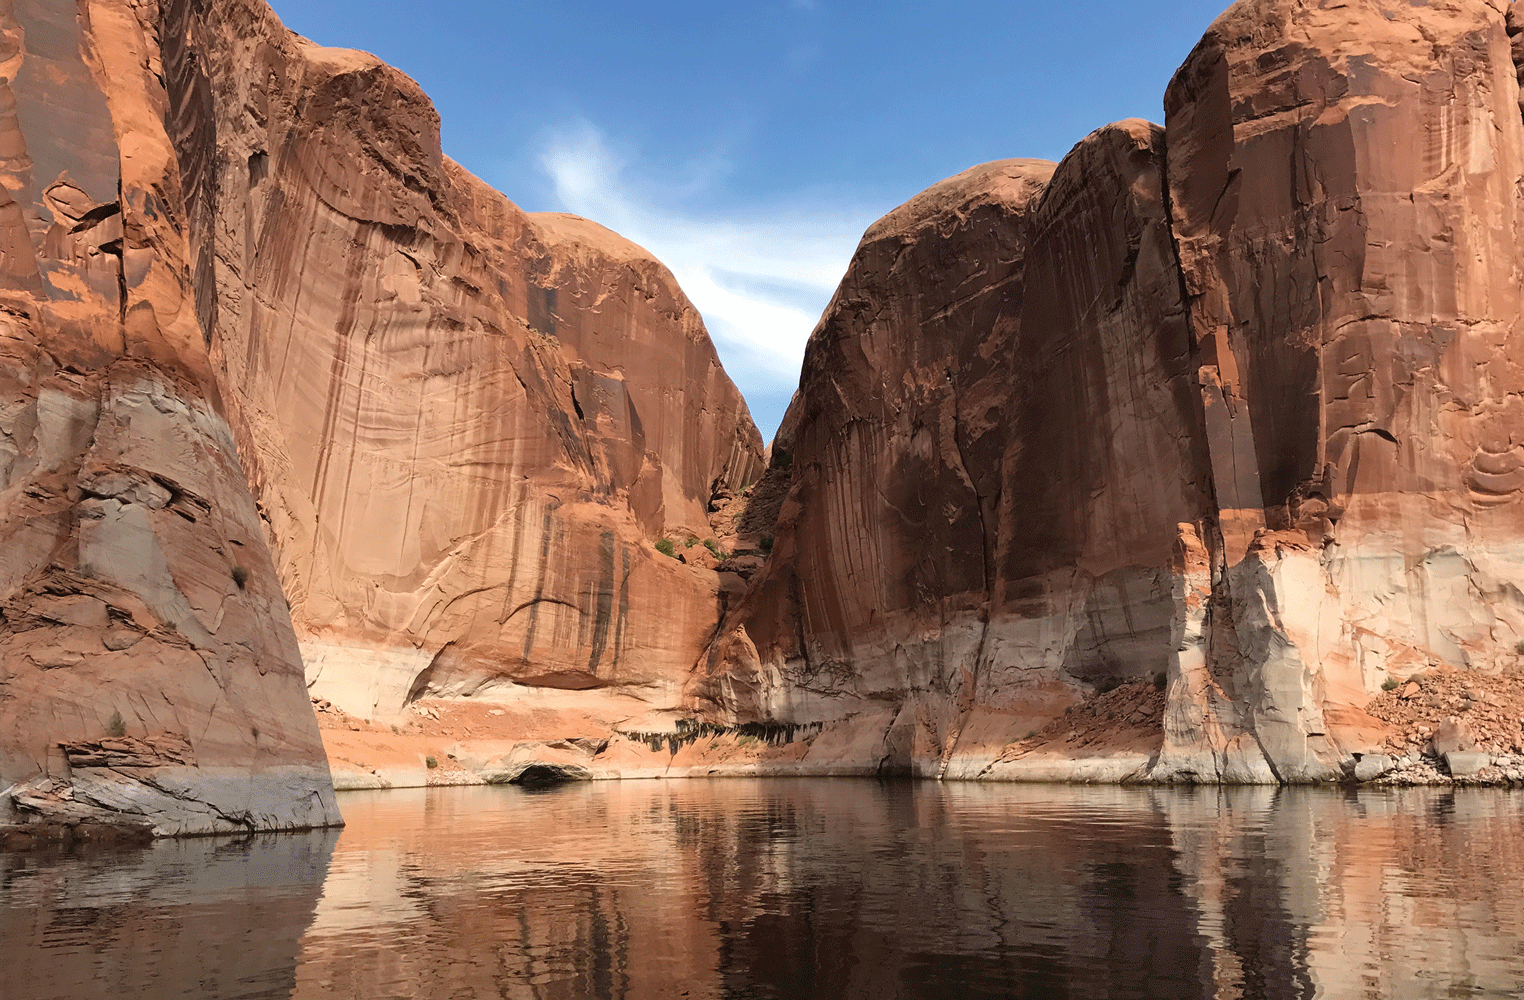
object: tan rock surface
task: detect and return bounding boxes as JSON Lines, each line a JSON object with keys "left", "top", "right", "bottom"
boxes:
{"left": 11, "top": 0, "right": 1522, "bottom": 807}
{"left": 1158, "top": 0, "right": 1524, "bottom": 781}
{"left": 0, "top": 0, "right": 340, "bottom": 836}
{"left": 158, "top": 0, "right": 762, "bottom": 728}
{"left": 696, "top": 0, "right": 1524, "bottom": 785}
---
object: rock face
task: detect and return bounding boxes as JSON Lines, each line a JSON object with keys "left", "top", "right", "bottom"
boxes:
{"left": 0, "top": 0, "right": 341, "bottom": 835}
{"left": 697, "top": 0, "right": 1524, "bottom": 784}
{"left": 2, "top": 0, "right": 761, "bottom": 839}
{"left": 164, "top": 1, "right": 763, "bottom": 724}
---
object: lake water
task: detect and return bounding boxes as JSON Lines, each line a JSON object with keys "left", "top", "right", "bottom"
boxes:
{"left": 3, "top": 780, "right": 1523, "bottom": 999}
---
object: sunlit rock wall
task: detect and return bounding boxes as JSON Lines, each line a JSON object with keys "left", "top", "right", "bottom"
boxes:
{"left": 1157, "top": 0, "right": 1524, "bottom": 783}
{"left": 0, "top": 0, "right": 340, "bottom": 835}
{"left": 162, "top": 0, "right": 763, "bottom": 724}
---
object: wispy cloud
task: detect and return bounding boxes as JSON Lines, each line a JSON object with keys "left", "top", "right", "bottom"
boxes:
{"left": 539, "top": 124, "right": 885, "bottom": 436}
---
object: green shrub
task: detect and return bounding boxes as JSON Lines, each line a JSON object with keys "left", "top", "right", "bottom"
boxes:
{"left": 685, "top": 536, "right": 699, "bottom": 548}
{"left": 107, "top": 711, "right": 125, "bottom": 738}
{"left": 1382, "top": 676, "right": 1401, "bottom": 692}
{"left": 425, "top": 756, "right": 438, "bottom": 769}
{"left": 760, "top": 535, "right": 774, "bottom": 554}
{"left": 1153, "top": 671, "right": 1168, "bottom": 691}
{"left": 1516, "top": 639, "right": 1524, "bottom": 656}
{"left": 655, "top": 538, "right": 676, "bottom": 557}
{"left": 703, "top": 538, "right": 728, "bottom": 560}
{"left": 1097, "top": 677, "right": 1122, "bottom": 695}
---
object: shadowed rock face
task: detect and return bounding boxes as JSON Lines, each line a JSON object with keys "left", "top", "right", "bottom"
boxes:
{"left": 699, "top": 0, "right": 1524, "bottom": 784}
{"left": 162, "top": 0, "right": 763, "bottom": 723}
{"left": 0, "top": 0, "right": 341, "bottom": 835}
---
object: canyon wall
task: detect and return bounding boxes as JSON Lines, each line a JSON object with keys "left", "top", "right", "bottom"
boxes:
{"left": 7, "top": 0, "right": 1516, "bottom": 816}
{"left": 0, "top": 0, "right": 340, "bottom": 836}
{"left": 2, "top": 0, "right": 763, "bottom": 836}
{"left": 165, "top": 0, "right": 763, "bottom": 727}
{"left": 696, "top": 0, "right": 1524, "bottom": 784}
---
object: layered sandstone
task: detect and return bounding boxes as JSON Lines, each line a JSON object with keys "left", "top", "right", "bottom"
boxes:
{"left": 2, "top": 0, "right": 762, "bottom": 837}
{"left": 695, "top": 0, "right": 1524, "bottom": 784}
{"left": 0, "top": 0, "right": 340, "bottom": 835}
{"left": 8, "top": 0, "right": 1518, "bottom": 812}
{"left": 163, "top": 1, "right": 763, "bottom": 726}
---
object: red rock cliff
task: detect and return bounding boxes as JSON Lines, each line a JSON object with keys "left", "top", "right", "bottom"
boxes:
{"left": 162, "top": 0, "right": 764, "bottom": 725}
{"left": 0, "top": 0, "right": 341, "bottom": 836}
{"left": 2, "top": 0, "right": 764, "bottom": 834}
{"left": 698, "top": 0, "right": 1524, "bottom": 784}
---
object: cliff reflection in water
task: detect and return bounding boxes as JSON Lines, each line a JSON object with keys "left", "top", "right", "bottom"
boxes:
{"left": 4, "top": 782, "right": 1524, "bottom": 999}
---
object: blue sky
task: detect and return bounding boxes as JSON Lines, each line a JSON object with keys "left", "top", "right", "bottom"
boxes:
{"left": 270, "top": 0, "right": 1231, "bottom": 440}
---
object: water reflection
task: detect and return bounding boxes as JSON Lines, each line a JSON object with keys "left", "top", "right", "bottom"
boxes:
{"left": 1, "top": 830, "right": 337, "bottom": 999}
{"left": 4, "top": 782, "right": 1524, "bottom": 999}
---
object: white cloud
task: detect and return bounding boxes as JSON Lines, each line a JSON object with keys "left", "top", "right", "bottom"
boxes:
{"left": 539, "top": 125, "right": 886, "bottom": 434}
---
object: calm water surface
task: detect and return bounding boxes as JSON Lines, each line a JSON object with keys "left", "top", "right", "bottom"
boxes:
{"left": 3, "top": 781, "right": 1523, "bottom": 999}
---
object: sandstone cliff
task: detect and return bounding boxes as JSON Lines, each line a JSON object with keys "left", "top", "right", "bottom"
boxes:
{"left": 696, "top": 0, "right": 1524, "bottom": 785}
{"left": 2, "top": 0, "right": 764, "bottom": 837}
{"left": 9, "top": 0, "right": 1517, "bottom": 815}
{"left": 163, "top": 0, "right": 763, "bottom": 728}
{"left": 0, "top": 0, "right": 341, "bottom": 836}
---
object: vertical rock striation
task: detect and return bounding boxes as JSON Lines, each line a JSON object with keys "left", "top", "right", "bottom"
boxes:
{"left": 1157, "top": 0, "right": 1524, "bottom": 782}
{"left": 699, "top": 0, "right": 1524, "bottom": 784}
{"left": 3, "top": 0, "right": 762, "bottom": 835}
{"left": 163, "top": 0, "right": 763, "bottom": 725}
{"left": 0, "top": 0, "right": 340, "bottom": 836}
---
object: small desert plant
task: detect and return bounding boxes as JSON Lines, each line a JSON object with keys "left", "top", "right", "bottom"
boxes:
{"left": 231, "top": 565, "right": 249, "bottom": 590}
{"left": 425, "top": 756, "right": 438, "bottom": 769}
{"left": 703, "top": 538, "right": 728, "bottom": 560}
{"left": 1382, "top": 676, "right": 1401, "bottom": 692}
{"left": 1153, "top": 671, "right": 1168, "bottom": 691}
{"left": 655, "top": 538, "right": 676, "bottom": 558}
{"left": 391, "top": 724, "right": 400, "bottom": 735}
{"left": 251, "top": 725, "right": 260, "bottom": 740}
{"left": 685, "top": 536, "right": 699, "bottom": 548}
{"left": 1516, "top": 639, "right": 1524, "bottom": 656}
{"left": 760, "top": 535, "right": 774, "bottom": 554}
{"left": 1023, "top": 730, "right": 1038, "bottom": 740}
{"left": 107, "top": 710, "right": 126, "bottom": 738}
{"left": 1097, "top": 677, "right": 1123, "bottom": 695}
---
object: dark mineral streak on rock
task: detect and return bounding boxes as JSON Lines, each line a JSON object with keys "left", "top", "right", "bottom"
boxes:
{"left": 698, "top": 0, "right": 1524, "bottom": 787}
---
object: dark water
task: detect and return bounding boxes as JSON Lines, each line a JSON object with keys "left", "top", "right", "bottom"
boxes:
{"left": 4, "top": 781, "right": 1524, "bottom": 999}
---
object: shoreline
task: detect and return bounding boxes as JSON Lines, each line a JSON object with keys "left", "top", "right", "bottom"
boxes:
{"left": 317, "top": 697, "right": 1524, "bottom": 794}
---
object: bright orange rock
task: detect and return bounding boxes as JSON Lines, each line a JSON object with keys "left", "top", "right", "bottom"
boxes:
{"left": 167, "top": 2, "right": 763, "bottom": 723}
{"left": 0, "top": 0, "right": 341, "bottom": 836}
